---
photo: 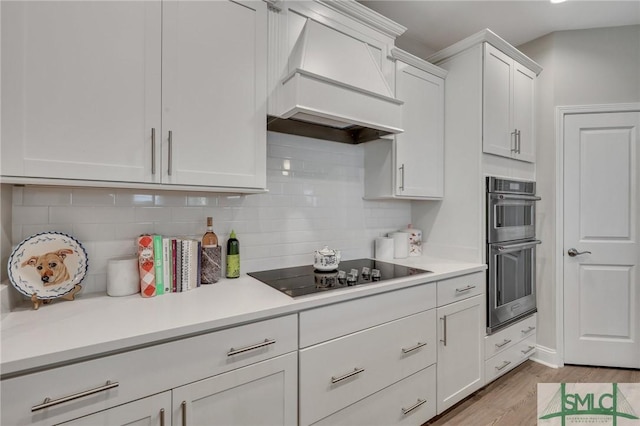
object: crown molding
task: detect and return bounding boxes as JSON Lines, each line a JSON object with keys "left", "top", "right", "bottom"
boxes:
{"left": 427, "top": 28, "right": 543, "bottom": 75}
{"left": 316, "top": 0, "right": 407, "bottom": 39}
{"left": 390, "top": 48, "right": 448, "bottom": 79}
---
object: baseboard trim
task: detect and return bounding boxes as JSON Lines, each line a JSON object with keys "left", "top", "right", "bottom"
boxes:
{"left": 530, "top": 344, "right": 561, "bottom": 368}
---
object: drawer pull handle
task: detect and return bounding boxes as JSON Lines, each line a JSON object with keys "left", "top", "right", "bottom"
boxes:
{"left": 402, "top": 398, "right": 427, "bottom": 415}
{"left": 495, "top": 360, "right": 512, "bottom": 371}
{"left": 31, "top": 380, "right": 119, "bottom": 412}
{"left": 522, "top": 326, "right": 536, "bottom": 334}
{"left": 402, "top": 342, "right": 427, "bottom": 354}
{"left": 521, "top": 345, "right": 536, "bottom": 355}
{"left": 455, "top": 285, "right": 476, "bottom": 293}
{"left": 495, "top": 339, "right": 512, "bottom": 348}
{"left": 331, "top": 367, "right": 365, "bottom": 384}
{"left": 228, "top": 339, "right": 276, "bottom": 357}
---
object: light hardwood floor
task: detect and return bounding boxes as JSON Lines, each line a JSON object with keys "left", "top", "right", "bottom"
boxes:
{"left": 425, "top": 361, "right": 640, "bottom": 425}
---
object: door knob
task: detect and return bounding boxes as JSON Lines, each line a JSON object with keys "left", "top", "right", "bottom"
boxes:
{"left": 567, "top": 248, "right": 592, "bottom": 257}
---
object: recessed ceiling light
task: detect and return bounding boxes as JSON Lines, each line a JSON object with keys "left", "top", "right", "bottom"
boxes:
{"left": 550, "top": 0, "right": 566, "bottom": 3}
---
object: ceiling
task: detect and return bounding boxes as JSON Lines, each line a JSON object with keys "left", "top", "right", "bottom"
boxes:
{"left": 359, "top": 1, "right": 640, "bottom": 58}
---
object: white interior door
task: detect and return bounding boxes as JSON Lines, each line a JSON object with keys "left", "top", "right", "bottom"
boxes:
{"left": 563, "top": 110, "right": 640, "bottom": 368}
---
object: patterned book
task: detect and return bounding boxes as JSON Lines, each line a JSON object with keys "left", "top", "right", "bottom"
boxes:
{"left": 137, "top": 234, "right": 156, "bottom": 298}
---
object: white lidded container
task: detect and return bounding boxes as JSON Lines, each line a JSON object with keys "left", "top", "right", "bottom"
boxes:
{"left": 399, "top": 224, "right": 422, "bottom": 257}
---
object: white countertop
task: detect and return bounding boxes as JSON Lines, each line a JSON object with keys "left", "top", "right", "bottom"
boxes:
{"left": 0, "top": 256, "right": 485, "bottom": 378}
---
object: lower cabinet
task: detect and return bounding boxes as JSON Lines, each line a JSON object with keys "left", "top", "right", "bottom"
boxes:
{"left": 173, "top": 352, "right": 298, "bottom": 426}
{"left": 1, "top": 314, "right": 298, "bottom": 426}
{"left": 299, "top": 309, "right": 437, "bottom": 425}
{"left": 58, "top": 353, "right": 297, "bottom": 426}
{"left": 484, "top": 314, "right": 537, "bottom": 383}
{"left": 312, "top": 365, "right": 437, "bottom": 426}
{"left": 436, "top": 293, "right": 485, "bottom": 414}
{"left": 58, "top": 392, "right": 171, "bottom": 426}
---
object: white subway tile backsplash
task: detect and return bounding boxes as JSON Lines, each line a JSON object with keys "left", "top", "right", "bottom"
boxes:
{"left": 134, "top": 207, "right": 172, "bottom": 223}
{"left": 22, "top": 187, "right": 72, "bottom": 206}
{"left": 115, "top": 192, "right": 155, "bottom": 207}
{"left": 71, "top": 188, "right": 116, "bottom": 206}
{"left": 8, "top": 134, "right": 411, "bottom": 296}
{"left": 12, "top": 206, "right": 49, "bottom": 225}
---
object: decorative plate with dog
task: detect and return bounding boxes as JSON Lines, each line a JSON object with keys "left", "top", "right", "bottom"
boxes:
{"left": 7, "top": 232, "right": 88, "bottom": 300}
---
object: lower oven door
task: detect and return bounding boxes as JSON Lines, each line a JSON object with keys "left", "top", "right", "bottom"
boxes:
{"left": 487, "top": 239, "right": 541, "bottom": 334}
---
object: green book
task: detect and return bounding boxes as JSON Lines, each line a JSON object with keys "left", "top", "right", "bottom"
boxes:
{"left": 153, "top": 235, "right": 164, "bottom": 295}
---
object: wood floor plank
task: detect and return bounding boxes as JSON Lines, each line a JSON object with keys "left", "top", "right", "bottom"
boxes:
{"left": 425, "top": 361, "right": 640, "bottom": 426}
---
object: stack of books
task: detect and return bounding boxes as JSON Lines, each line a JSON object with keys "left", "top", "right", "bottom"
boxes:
{"left": 138, "top": 234, "right": 202, "bottom": 296}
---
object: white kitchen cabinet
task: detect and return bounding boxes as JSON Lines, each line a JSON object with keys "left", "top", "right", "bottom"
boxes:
{"left": 173, "top": 352, "right": 297, "bottom": 426}
{"left": 436, "top": 292, "right": 485, "bottom": 414}
{"left": 1, "top": 0, "right": 266, "bottom": 192}
{"left": 298, "top": 283, "right": 438, "bottom": 426}
{"left": 312, "top": 365, "right": 436, "bottom": 426}
{"left": 58, "top": 392, "right": 171, "bottom": 426}
{"left": 1, "top": 314, "right": 297, "bottom": 426}
{"left": 364, "top": 49, "right": 446, "bottom": 200}
{"left": 483, "top": 43, "right": 536, "bottom": 163}
{"left": 484, "top": 314, "right": 537, "bottom": 383}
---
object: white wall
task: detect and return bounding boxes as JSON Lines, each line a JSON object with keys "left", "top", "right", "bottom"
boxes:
{"left": 4, "top": 132, "right": 411, "bottom": 298}
{"left": 518, "top": 25, "right": 640, "bottom": 355}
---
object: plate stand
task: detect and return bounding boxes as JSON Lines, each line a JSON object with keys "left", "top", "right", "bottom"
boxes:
{"left": 30, "top": 285, "right": 82, "bottom": 310}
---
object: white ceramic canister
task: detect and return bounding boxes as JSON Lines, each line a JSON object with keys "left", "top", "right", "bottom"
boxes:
{"left": 399, "top": 224, "right": 422, "bottom": 256}
{"left": 107, "top": 256, "right": 140, "bottom": 296}
{"left": 390, "top": 232, "right": 409, "bottom": 259}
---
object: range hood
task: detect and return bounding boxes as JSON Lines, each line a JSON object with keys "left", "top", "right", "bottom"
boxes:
{"left": 268, "top": 18, "right": 403, "bottom": 144}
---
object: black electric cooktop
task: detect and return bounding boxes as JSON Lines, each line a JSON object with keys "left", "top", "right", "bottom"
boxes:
{"left": 248, "top": 258, "right": 431, "bottom": 298}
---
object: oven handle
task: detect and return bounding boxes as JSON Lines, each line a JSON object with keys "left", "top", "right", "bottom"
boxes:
{"left": 490, "top": 193, "right": 541, "bottom": 201}
{"left": 495, "top": 240, "right": 542, "bottom": 253}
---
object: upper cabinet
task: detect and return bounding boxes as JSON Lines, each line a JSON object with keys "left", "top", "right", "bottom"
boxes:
{"left": 1, "top": 0, "right": 266, "bottom": 192}
{"left": 364, "top": 49, "right": 447, "bottom": 200}
{"left": 428, "top": 29, "right": 542, "bottom": 166}
{"left": 483, "top": 44, "right": 536, "bottom": 163}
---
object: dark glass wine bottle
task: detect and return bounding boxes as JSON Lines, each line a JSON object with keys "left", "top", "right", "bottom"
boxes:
{"left": 226, "top": 230, "right": 240, "bottom": 278}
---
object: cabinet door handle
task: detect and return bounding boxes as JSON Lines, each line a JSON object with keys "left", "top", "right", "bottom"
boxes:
{"left": 511, "top": 129, "right": 518, "bottom": 153}
{"left": 151, "top": 128, "right": 157, "bottom": 175}
{"left": 496, "top": 360, "right": 512, "bottom": 371}
{"left": 160, "top": 408, "right": 165, "bottom": 426}
{"left": 168, "top": 130, "right": 173, "bottom": 176}
{"left": 440, "top": 316, "right": 447, "bottom": 346}
{"left": 331, "top": 367, "right": 365, "bottom": 384}
{"left": 516, "top": 129, "right": 522, "bottom": 153}
{"left": 181, "top": 401, "right": 187, "bottom": 426}
{"left": 455, "top": 285, "right": 476, "bottom": 293}
{"left": 521, "top": 345, "right": 536, "bottom": 355}
{"left": 495, "top": 338, "right": 512, "bottom": 348}
{"left": 401, "top": 398, "right": 427, "bottom": 415}
{"left": 31, "top": 380, "right": 119, "bottom": 412}
{"left": 399, "top": 164, "right": 405, "bottom": 191}
{"left": 521, "top": 326, "right": 536, "bottom": 334}
{"left": 227, "top": 338, "right": 276, "bottom": 356}
{"left": 402, "top": 342, "right": 427, "bottom": 354}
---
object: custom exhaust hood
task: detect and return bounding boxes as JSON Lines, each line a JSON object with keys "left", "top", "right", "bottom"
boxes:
{"left": 267, "top": 18, "right": 404, "bottom": 144}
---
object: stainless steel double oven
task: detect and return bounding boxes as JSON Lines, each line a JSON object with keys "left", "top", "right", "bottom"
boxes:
{"left": 486, "top": 177, "right": 540, "bottom": 334}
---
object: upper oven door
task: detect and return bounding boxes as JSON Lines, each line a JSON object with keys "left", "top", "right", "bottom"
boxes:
{"left": 487, "top": 193, "right": 540, "bottom": 243}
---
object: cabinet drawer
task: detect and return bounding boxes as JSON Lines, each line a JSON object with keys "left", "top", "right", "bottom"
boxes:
{"left": 312, "top": 365, "right": 436, "bottom": 426}
{"left": 437, "top": 272, "right": 484, "bottom": 307}
{"left": 485, "top": 334, "right": 536, "bottom": 383}
{"left": 300, "top": 283, "right": 436, "bottom": 348}
{"left": 1, "top": 314, "right": 297, "bottom": 426}
{"left": 484, "top": 313, "right": 537, "bottom": 359}
{"left": 300, "top": 309, "right": 436, "bottom": 426}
